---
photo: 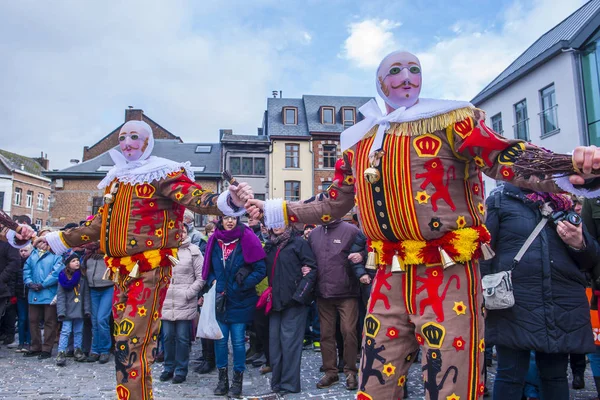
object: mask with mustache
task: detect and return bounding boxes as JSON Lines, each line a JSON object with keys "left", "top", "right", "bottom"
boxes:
{"left": 376, "top": 51, "right": 422, "bottom": 112}
{"left": 118, "top": 120, "right": 153, "bottom": 162}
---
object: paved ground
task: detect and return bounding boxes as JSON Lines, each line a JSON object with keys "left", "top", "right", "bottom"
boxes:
{"left": 0, "top": 337, "right": 598, "bottom": 399}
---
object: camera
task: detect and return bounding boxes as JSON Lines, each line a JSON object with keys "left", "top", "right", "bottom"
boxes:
{"left": 549, "top": 210, "right": 582, "bottom": 226}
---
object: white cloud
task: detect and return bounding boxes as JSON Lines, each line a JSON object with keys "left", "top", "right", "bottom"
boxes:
{"left": 0, "top": 1, "right": 297, "bottom": 169}
{"left": 340, "top": 19, "right": 402, "bottom": 68}
{"left": 341, "top": 0, "right": 587, "bottom": 101}
{"left": 303, "top": 32, "right": 313, "bottom": 44}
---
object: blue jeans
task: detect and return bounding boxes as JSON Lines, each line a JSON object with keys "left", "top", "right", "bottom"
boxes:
{"left": 305, "top": 301, "right": 320, "bottom": 341}
{"left": 162, "top": 320, "right": 192, "bottom": 377}
{"left": 588, "top": 345, "right": 600, "bottom": 376}
{"left": 493, "top": 345, "right": 568, "bottom": 400}
{"left": 58, "top": 319, "right": 84, "bottom": 352}
{"left": 215, "top": 322, "right": 246, "bottom": 372}
{"left": 90, "top": 286, "right": 113, "bottom": 355}
{"left": 17, "top": 297, "right": 30, "bottom": 345}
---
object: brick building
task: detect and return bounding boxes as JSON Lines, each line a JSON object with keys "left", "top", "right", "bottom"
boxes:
{"left": 82, "top": 108, "right": 182, "bottom": 162}
{"left": 0, "top": 149, "right": 51, "bottom": 228}
{"left": 45, "top": 109, "right": 221, "bottom": 228}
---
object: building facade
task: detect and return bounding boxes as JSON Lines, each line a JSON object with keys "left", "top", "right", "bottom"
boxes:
{"left": 0, "top": 150, "right": 51, "bottom": 229}
{"left": 263, "top": 94, "right": 372, "bottom": 201}
{"left": 471, "top": 0, "right": 600, "bottom": 195}
{"left": 220, "top": 129, "right": 270, "bottom": 200}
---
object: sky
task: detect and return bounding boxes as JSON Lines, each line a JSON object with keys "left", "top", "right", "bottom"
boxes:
{"left": 0, "top": 0, "right": 589, "bottom": 170}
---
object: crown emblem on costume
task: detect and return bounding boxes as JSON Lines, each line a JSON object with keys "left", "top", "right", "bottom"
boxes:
{"left": 421, "top": 322, "right": 446, "bottom": 349}
{"left": 364, "top": 315, "right": 381, "bottom": 339}
{"left": 135, "top": 183, "right": 156, "bottom": 199}
{"left": 413, "top": 134, "right": 442, "bottom": 157}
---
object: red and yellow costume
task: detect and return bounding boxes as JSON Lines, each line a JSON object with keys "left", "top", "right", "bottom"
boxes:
{"left": 264, "top": 107, "right": 565, "bottom": 399}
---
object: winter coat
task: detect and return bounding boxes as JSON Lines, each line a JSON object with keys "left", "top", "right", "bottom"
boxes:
{"left": 187, "top": 224, "right": 203, "bottom": 248}
{"left": 207, "top": 242, "right": 266, "bottom": 324}
{"left": 480, "top": 184, "right": 600, "bottom": 354}
{"left": 0, "top": 241, "right": 20, "bottom": 298}
{"left": 581, "top": 198, "right": 600, "bottom": 309}
{"left": 84, "top": 256, "right": 113, "bottom": 289}
{"left": 264, "top": 235, "right": 317, "bottom": 312}
{"left": 23, "top": 249, "right": 64, "bottom": 305}
{"left": 15, "top": 258, "right": 27, "bottom": 299}
{"left": 308, "top": 220, "right": 360, "bottom": 299}
{"left": 161, "top": 239, "right": 205, "bottom": 321}
{"left": 57, "top": 273, "right": 91, "bottom": 321}
{"left": 348, "top": 231, "right": 370, "bottom": 280}
{"left": 199, "top": 236, "right": 208, "bottom": 256}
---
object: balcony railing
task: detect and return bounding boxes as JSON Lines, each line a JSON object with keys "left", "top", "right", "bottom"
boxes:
{"left": 538, "top": 104, "right": 559, "bottom": 137}
{"left": 513, "top": 118, "right": 530, "bottom": 141}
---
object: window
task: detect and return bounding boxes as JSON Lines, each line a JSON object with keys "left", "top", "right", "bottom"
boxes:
{"left": 241, "top": 158, "right": 253, "bottom": 175}
{"left": 26, "top": 190, "right": 33, "bottom": 208}
{"left": 323, "top": 144, "right": 337, "bottom": 168}
{"left": 14, "top": 188, "right": 21, "bottom": 205}
{"left": 229, "top": 157, "right": 241, "bottom": 175}
{"left": 342, "top": 107, "right": 356, "bottom": 128}
{"left": 0, "top": 191, "right": 4, "bottom": 210}
{"left": 283, "top": 107, "right": 298, "bottom": 125}
{"left": 229, "top": 157, "right": 265, "bottom": 176}
{"left": 321, "top": 181, "right": 333, "bottom": 192}
{"left": 35, "top": 219, "right": 42, "bottom": 230}
{"left": 37, "top": 193, "right": 44, "bottom": 210}
{"left": 285, "top": 144, "right": 300, "bottom": 168}
{"left": 539, "top": 84, "right": 559, "bottom": 136}
{"left": 491, "top": 113, "right": 503, "bottom": 136}
{"left": 195, "top": 145, "right": 212, "bottom": 153}
{"left": 285, "top": 181, "right": 301, "bottom": 201}
{"left": 254, "top": 193, "right": 266, "bottom": 201}
{"left": 254, "top": 158, "right": 265, "bottom": 175}
{"left": 195, "top": 213, "right": 209, "bottom": 227}
{"left": 321, "top": 106, "right": 335, "bottom": 124}
{"left": 92, "top": 196, "right": 103, "bottom": 215}
{"left": 513, "top": 100, "right": 529, "bottom": 141}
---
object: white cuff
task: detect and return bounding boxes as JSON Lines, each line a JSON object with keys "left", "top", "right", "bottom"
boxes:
{"left": 6, "top": 230, "right": 30, "bottom": 249}
{"left": 46, "top": 231, "right": 70, "bottom": 255}
{"left": 554, "top": 176, "right": 600, "bottom": 198}
{"left": 264, "top": 198, "right": 286, "bottom": 229}
{"left": 217, "top": 191, "right": 246, "bottom": 217}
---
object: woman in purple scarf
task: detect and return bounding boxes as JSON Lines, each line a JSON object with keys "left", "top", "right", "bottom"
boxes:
{"left": 203, "top": 216, "right": 266, "bottom": 398}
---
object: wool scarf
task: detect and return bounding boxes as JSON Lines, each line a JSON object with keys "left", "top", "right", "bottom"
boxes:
{"left": 59, "top": 269, "right": 81, "bottom": 291}
{"left": 525, "top": 192, "right": 573, "bottom": 212}
{"left": 201, "top": 225, "right": 266, "bottom": 281}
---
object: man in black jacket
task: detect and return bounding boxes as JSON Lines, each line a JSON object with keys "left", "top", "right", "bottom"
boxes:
{"left": 0, "top": 241, "right": 21, "bottom": 345}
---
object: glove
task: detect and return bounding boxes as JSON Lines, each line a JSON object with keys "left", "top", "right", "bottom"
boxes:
{"left": 235, "top": 266, "right": 252, "bottom": 287}
{"left": 10, "top": 296, "right": 17, "bottom": 305}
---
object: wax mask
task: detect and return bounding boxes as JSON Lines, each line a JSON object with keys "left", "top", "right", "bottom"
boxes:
{"left": 118, "top": 121, "right": 153, "bottom": 162}
{"left": 376, "top": 51, "right": 422, "bottom": 111}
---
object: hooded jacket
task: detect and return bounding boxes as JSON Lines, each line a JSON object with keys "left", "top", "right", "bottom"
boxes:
{"left": 308, "top": 220, "right": 360, "bottom": 299}
{"left": 161, "top": 238, "right": 205, "bottom": 321}
{"left": 23, "top": 249, "right": 65, "bottom": 305}
{"left": 480, "top": 184, "right": 600, "bottom": 354}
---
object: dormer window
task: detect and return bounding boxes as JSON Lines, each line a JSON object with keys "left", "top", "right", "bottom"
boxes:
{"left": 321, "top": 106, "right": 335, "bottom": 124}
{"left": 341, "top": 107, "right": 356, "bottom": 128}
{"left": 283, "top": 107, "right": 298, "bottom": 125}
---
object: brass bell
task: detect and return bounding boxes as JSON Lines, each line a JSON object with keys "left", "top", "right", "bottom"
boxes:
{"left": 363, "top": 167, "right": 381, "bottom": 184}
{"left": 391, "top": 254, "right": 405, "bottom": 273}
{"left": 168, "top": 255, "right": 179, "bottom": 266}
{"left": 102, "top": 267, "right": 113, "bottom": 281}
{"left": 112, "top": 268, "right": 121, "bottom": 284}
{"left": 365, "top": 252, "right": 377, "bottom": 270}
{"left": 481, "top": 243, "right": 496, "bottom": 260}
{"left": 103, "top": 193, "right": 114, "bottom": 204}
{"left": 439, "top": 247, "right": 456, "bottom": 269}
{"left": 128, "top": 262, "right": 140, "bottom": 279}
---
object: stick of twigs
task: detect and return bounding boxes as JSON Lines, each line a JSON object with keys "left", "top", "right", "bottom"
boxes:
{"left": 512, "top": 148, "right": 599, "bottom": 177}
{"left": 0, "top": 210, "right": 19, "bottom": 231}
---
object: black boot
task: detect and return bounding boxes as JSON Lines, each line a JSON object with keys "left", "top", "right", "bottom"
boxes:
{"left": 229, "top": 370, "right": 243, "bottom": 398}
{"left": 214, "top": 367, "right": 228, "bottom": 396}
{"left": 195, "top": 340, "right": 215, "bottom": 374}
{"left": 572, "top": 373, "right": 585, "bottom": 390}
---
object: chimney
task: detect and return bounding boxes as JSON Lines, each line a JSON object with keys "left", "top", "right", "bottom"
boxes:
{"left": 125, "top": 106, "right": 143, "bottom": 122}
{"left": 257, "top": 127, "right": 263, "bottom": 136}
{"left": 219, "top": 129, "right": 233, "bottom": 141}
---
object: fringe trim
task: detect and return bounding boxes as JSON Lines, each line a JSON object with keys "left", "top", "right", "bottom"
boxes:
{"left": 364, "top": 107, "right": 476, "bottom": 138}
{"left": 105, "top": 248, "right": 178, "bottom": 276}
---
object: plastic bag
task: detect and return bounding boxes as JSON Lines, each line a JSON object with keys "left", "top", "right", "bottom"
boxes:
{"left": 196, "top": 285, "right": 223, "bottom": 340}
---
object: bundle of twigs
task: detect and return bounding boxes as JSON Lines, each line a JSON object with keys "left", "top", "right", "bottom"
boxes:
{"left": 512, "top": 147, "right": 595, "bottom": 177}
{"left": 0, "top": 210, "right": 19, "bottom": 231}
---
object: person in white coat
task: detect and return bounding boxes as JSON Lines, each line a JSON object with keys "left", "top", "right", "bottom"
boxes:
{"left": 160, "top": 226, "right": 205, "bottom": 383}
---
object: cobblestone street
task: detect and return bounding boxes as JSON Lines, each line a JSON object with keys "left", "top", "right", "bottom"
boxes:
{"left": 0, "top": 338, "right": 598, "bottom": 399}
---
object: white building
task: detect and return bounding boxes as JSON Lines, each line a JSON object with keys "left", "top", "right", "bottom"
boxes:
{"left": 471, "top": 0, "right": 600, "bottom": 196}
